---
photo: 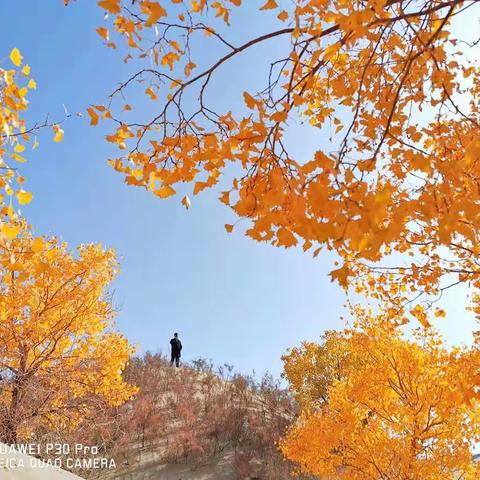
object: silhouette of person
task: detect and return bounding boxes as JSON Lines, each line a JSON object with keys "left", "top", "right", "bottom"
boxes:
{"left": 170, "top": 332, "right": 182, "bottom": 367}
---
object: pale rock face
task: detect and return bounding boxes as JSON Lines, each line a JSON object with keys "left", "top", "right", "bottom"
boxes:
{"left": 0, "top": 444, "right": 84, "bottom": 480}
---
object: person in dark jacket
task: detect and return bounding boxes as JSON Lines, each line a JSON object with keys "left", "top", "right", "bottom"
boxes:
{"left": 170, "top": 332, "right": 182, "bottom": 367}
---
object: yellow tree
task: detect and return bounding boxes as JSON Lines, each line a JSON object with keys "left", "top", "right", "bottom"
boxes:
{"left": 0, "top": 221, "right": 136, "bottom": 444}
{"left": 72, "top": 0, "right": 480, "bottom": 321}
{"left": 282, "top": 331, "right": 350, "bottom": 410}
{"left": 281, "top": 320, "right": 480, "bottom": 479}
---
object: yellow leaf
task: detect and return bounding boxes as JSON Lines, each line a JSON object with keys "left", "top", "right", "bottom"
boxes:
{"left": 260, "top": 0, "right": 278, "bottom": 10}
{"left": 219, "top": 191, "right": 230, "bottom": 205}
{"left": 98, "top": 0, "right": 120, "bottom": 13}
{"left": 410, "top": 305, "right": 431, "bottom": 329}
{"left": 53, "top": 124, "right": 64, "bottom": 143}
{"left": 184, "top": 61, "right": 196, "bottom": 77}
{"left": 277, "top": 227, "right": 297, "bottom": 248}
{"left": 9, "top": 48, "right": 23, "bottom": 67}
{"left": 277, "top": 10, "right": 288, "bottom": 21}
{"left": 225, "top": 224, "right": 234, "bottom": 233}
{"left": 181, "top": 195, "right": 191, "bottom": 210}
{"left": 14, "top": 144, "right": 25, "bottom": 153}
{"left": 87, "top": 107, "right": 99, "bottom": 126}
{"left": 154, "top": 185, "right": 176, "bottom": 198}
{"left": 2, "top": 223, "right": 20, "bottom": 240}
{"left": 324, "top": 43, "right": 341, "bottom": 60}
{"left": 243, "top": 91, "right": 256, "bottom": 109}
{"left": 145, "top": 87, "right": 158, "bottom": 100}
{"left": 11, "top": 153, "right": 26, "bottom": 163}
{"left": 34, "top": 261, "right": 48, "bottom": 274}
{"left": 193, "top": 181, "right": 207, "bottom": 195}
{"left": 21, "top": 65, "right": 30, "bottom": 76}
{"left": 96, "top": 27, "right": 110, "bottom": 41}
{"left": 27, "top": 78, "right": 37, "bottom": 89}
{"left": 31, "top": 237, "right": 45, "bottom": 254}
{"left": 141, "top": 1, "right": 167, "bottom": 26}
{"left": 191, "top": 1, "right": 201, "bottom": 13}
{"left": 329, "top": 264, "right": 351, "bottom": 289}
{"left": 16, "top": 190, "right": 33, "bottom": 205}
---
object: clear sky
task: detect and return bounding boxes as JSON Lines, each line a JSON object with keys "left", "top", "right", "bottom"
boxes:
{"left": 0, "top": 1, "right": 477, "bottom": 378}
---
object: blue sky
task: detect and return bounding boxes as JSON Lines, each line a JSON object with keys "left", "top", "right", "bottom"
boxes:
{"left": 0, "top": 1, "right": 477, "bottom": 378}
{"left": 0, "top": 1, "right": 347, "bottom": 378}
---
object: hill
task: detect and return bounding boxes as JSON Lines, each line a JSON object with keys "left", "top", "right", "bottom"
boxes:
{"left": 63, "top": 354, "right": 300, "bottom": 480}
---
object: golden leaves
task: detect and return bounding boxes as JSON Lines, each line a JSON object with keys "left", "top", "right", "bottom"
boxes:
{"left": 16, "top": 190, "right": 33, "bottom": 205}
{"left": 219, "top": 191, "right": 230, "bottom": 205}
{"left": 140, "top": 1, "right": 167, "bottom": 26}
{"left": 9, "top": 47, "right": 23, "bottom": 67}
{"left": 145, "top": 86, "right": 158, "bottom": 100}
{"left": 0, "top": 49, "right": 42, "bottom": 215}
{"left": 276, "top": 227, "right": 297, "bottom": 248}
{"left": 96, "top": 27, "right": 110, "bottom": 41}
{"left": 0, "top": 221, "right": 136, "bottom": 437}
{"left": 193, "top": 181, "right": 207, "bottom": 195}
{"left": 281, "top": 325, "right": 480, "bottom": 479}
{"left": 329, "top": 264, "right": 351, "bottom": 289}
{"left": 243, "top": 91, "right": 256, "bottom": 109}
{"left": 52, "top": 124, "right": 64, "bottom": 142}
{"left": 90, "top": 0, "right": 480, "bottom": 332}
{"left": 31, "top": 236, "right": 45, "bottom": 254}
{"left": 2, "top": 223, "right": 20, "bottom": 240}
{"left": 184, "top": 61, "right": 196, "bottom": 76}
{"left": 154, "top": 184, "right": 176, "bottom": 198}
{"left": 463, "top": 137, "right": 480, "bottom": 167}
{"left": 410, "top": 304, "right": 431, "bottom": 329}
{"left": 260, "top": 0, "right": 278, "bottom": 10}
{"left": 161, "top": 51, "right": 180, "bottom": 70}
{"left": 98, "top": 0, "right": 120, "bottom": 14}
{"left": 181, "top": 194, "right": 191, "bottom": 209}
{"left": 87, "top": 107, "right": 99, "bottom": 125}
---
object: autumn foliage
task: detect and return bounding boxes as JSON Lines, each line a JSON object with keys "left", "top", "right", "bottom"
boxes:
{"left": 0, "top": 48, "right": 63, "bottom": 218}
{"left": 0, "top": 221, "right": 136, "bottom": 444}
{"left": 281, "top": 321, "right": 480, "bottom": 479}
{"left": 78, "top": 0, "right": 480, "bottom": 325}
{"left": 0, "top": 0, "right": 479, "bottom": 478}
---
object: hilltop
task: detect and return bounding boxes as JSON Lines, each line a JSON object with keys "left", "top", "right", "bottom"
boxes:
{"left": 49, "top": 354, "right": 301, "bottom": 480}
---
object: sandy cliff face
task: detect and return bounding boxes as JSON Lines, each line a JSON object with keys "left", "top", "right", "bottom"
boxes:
{"left": 87, "top": 356, "right": 297, "bottom": 480}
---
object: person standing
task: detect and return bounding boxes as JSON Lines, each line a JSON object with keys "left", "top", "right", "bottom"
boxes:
{"left": 170, "top": 332, "right": 182, "bottom": 367}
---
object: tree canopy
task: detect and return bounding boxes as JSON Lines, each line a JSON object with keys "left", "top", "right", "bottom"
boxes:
{"left": 76, "top": 0, "right": 480, "bottom": 324}
{"left": 0, "top": 222, "right": 136, "bottom": 444}
{"left": 281, "top": 321, "right": 480, "bottom": 479}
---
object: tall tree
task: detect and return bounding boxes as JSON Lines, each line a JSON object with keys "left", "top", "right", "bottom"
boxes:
{"left": 281, "top": 321, "right": 480, "bottom": 479}
{"left": 77, "top": 0, "right": 479, "bottom": 321}
{"left": 0, "top": 221, "right": 136, "bottom": 444}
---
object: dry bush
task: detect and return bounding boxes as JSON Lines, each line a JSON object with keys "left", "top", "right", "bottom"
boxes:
{"left": 22, "top": 352, "right": 303, "bottom": 479}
